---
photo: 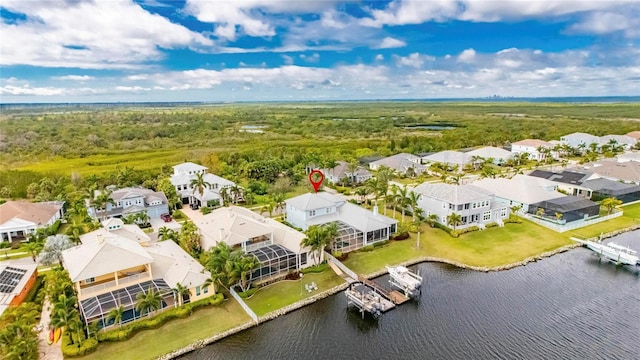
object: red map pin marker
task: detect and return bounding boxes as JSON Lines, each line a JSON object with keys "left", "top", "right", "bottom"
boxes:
{"left": 308, "top": 169, "right": 325, "bottom": 193}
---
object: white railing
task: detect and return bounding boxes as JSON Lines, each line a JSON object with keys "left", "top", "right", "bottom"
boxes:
{"left": 326, "top": 252, "right": 358, "bottom": 280}
{"left": 80, "top": 273, "right": 151, "bottom": 297}
{"left": 521, "top": 211, "right": 623, "bottom": 233}
{"left": 229, "top": 287, "right": 258, "bottom": 323}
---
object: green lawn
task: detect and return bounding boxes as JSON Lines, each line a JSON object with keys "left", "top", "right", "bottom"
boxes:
{"left": 244, "top": 270, "right": 345, "bottom": 316}
{"left": 77, "top": 298, "right": 251, "bottom": 360}
{"left": 568, "top": 202, "right": 640, "bottom": 239}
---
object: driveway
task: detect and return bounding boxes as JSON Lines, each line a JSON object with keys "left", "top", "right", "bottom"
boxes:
{"left": 150, "top": 218, "right": 182, "bottom": 232}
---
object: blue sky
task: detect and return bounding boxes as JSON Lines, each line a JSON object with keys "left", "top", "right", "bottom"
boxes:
{"left": 1, "top": 0, "right": 639, "bottom": 103}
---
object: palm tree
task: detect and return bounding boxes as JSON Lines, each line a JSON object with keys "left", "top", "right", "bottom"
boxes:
{"left": 135, "top": 287, "right": 162, "bottom": 318}
{"left": 172, "top": 283, "right": 191, "bottom": 307}
{"left": 365, "top": 177, "right": 380, "bottom": 208}
{"left": 407, "top": 191, "right": 421, "bottom": 222}
{"left": 354, "top": 187, "right": 369, "bottom": 205}
{"left": 301, "top": 225, "right": 331, "bottom": 264}
{"left": 92, "top": 188, "right": 115, "bottom": 221}
{"left": 446, "top": 213, "right": 463, "bottom": 232}
{"left": 601, "top": 197, "right": 622, "bottom": 215}
{"left": 397, "top": 186, "right": 409, "bottom": 222}
{"left": 39, "top": 235, "right": 74, "bottom": 267}
{"left": 189, "top": 172, "right": 211, "bottom": 207}
{"left": 65, "top": 220, "right": 85, "bottom": 244}
{"left": 323, "top": 222, "right": 339, "bottom": 252}
{"left": 158, "top": 226, "right": 177, "bottom": 242}
{"left": 425, "top": 214, "right": 439, "bottom": 228}
{"left": 23, "top": 241, "right": 42, "bottom": 263}
{"left": 107, "top": 304, "right": 125, "bottom": 328}
{"left": 536, "top": 208, "right": 546, "bottom": 217}
{"left": 50, "top": 293, "right": 79, "bottom": 344}
{"left": 236, "top": 255, "right": 261, "bottom": 292}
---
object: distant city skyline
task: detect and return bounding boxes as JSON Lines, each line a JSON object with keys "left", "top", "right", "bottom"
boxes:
{"left": 1, "top": 0, "right": 639, "bottom": 103}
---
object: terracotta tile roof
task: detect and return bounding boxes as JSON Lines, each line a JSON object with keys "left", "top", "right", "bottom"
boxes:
{"left": 0, "top": 201, "right": 62, "bottom": 226}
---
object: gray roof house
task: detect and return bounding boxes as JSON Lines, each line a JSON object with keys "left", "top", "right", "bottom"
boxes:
{"left": 528, "top": 170, "right": 598, "bottom": 198}
{"left": 617, "top": 151, "right": 640, "bottom": 163}
{"left": 581, "top": 178, "right": 640, "bottom": 203}
{"left": 466, "top": 146, "right": 513, "bottom": 165}
{"left": 369, "top": 153, "right": 427, "bottom": 175}
{"left": 471, "top": 175, "right": 563, "bottom": 213}
{"left": 285, "top": 192, "right": 397, "bottom": 253}
{"left": 577, "top": 160, "right": 640, "bottom": 185}
{"left": 421, "top": 150, "right": 471, "bottom": 167}
{"left": 321, "top": 161, "right": 372, "bottom": 185}
{"left": 88, "top": 187, "right": 169, "bottom": 220}
{"left": 560, "top": 132, "right": 600, "bottom": 149}
{"left": 412, "top": 183, "right": 510, "bottom": 230}
{"left": 599, "top": 134, "right": 637, "bottom": 149}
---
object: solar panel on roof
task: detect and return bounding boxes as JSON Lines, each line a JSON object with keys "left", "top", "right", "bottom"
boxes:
{"left": 0, "top": 267, "right": 28, "bottom": 294}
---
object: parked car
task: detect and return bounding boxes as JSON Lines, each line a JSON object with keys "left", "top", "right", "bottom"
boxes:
{"left": 160, "top": 213, "right": 172, "bottom": 222}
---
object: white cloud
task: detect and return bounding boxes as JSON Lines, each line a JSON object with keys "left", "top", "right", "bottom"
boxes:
{"left": 568, "top": 11, "right": 640, "bottom": 38}
{"left": 0, "top": 0, "right": 212, "bottom": 69}
{"left": 0, "top": 85, "right": 66, "bottom": 96}
{"left": 375, "top": 54, "right": 384, "bottom": 61}
{"left": 376, "top": 37, "right": 406, "bottom": 49}
{"left": 282, "top": 54, "right": 294, "bottom": 65}
{"left": 457, "top": 48, "right": 476, "bottom": 63}
{"left": 115, "top": 86, "right": 151, "bottom": 92}
{"left": 394, "top": 53, "right": 434, "bottom": 68}
{"left": 300, "top": 53, "right": 320, "bottom": 63}
{"left": 52, "top": 75, "right": 95, "bottom": 81}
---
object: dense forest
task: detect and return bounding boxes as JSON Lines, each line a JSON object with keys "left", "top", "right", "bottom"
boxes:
{"left": 1, "top": 101, "right": 639, "bottom": 199}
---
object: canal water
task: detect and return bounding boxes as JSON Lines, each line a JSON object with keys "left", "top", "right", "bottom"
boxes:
{"left": 182, "top": 232, "right": 640, "bottom": 360}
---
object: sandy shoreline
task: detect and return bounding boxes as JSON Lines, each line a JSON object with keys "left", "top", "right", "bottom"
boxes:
{"left": 157, "top": 224, "right": 640, "bottom": 359}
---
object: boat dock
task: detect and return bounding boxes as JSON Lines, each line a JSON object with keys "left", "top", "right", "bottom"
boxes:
{"left": 571, "top": 237, "right": 640, "bottom": 266}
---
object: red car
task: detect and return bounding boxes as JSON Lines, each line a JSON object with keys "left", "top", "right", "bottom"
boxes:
{"left": 160, "top": 213, "right": 172, "bottom": 222}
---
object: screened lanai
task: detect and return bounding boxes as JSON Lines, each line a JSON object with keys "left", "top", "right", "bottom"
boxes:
{"left": 248, "top": 244, "right": 298, "bottom": 282}
{"left": 331, "top": 221, "right": 364, "bottom": 253}
{"left": 79, "top": 279, "right": 174, "bottom": 328}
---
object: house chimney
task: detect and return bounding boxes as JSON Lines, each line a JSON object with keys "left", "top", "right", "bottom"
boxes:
{"left": 373, "top": 205, "right": 378, "bottom": 216}
{"left": 219, "top": 228, "right": 224, "bottom": 241}
{"left": 97, "top": 233, "right": 104, "bottom": 244}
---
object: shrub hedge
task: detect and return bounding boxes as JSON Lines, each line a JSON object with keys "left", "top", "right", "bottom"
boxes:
{"left": 301, "top": 262, "right": 329, "bottom": 274}
{"left": 62, "top": 336, "right": 99, "bottom": 357}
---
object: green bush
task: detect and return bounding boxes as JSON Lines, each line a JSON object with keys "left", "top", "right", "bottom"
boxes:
{"left": 361, "top": 245, "right": 375, "bottom": 252}
{"left": 24, "top": 274, "right": 46, "bottom": 304}
{"left": 301, "top": 262, "right": 329, "bottom": 274}
{"left": 98, "top": 293, "right": 224, "bottom": 343}
{"left": 238, "top": 287, "right": 259, "bottom": 298}
{"left": 373, "top": 240, "right": 388, "bottom": 248}
{"left": 200, "top": 206, "right": 212, "bottom": 215}
{"left": 392, "top": 232, "right": 410, "bottom": 240}
{"left": 456, "top": 226, "right": 479, "bottom": 235}
{"left": 485, "top": 222, "right": 498, "bottom": 228}
{"left": 62, "top": 336, "right": 99, "bottom": 357}
{"left": 434, "top": 222, "right": 453, "bottom": 234}
{"left": 172, "top": 210, "right": 186, "bottom": 220}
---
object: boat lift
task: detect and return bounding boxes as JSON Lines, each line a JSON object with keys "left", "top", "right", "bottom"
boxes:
{"left": 571, "top": 237, "right": 640, "bottom": 267}
{"left": 386, "top": 265, "right": 423, "bottom": 298}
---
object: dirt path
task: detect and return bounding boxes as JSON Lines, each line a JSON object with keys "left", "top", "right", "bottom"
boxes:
{"left": 37, "top": 298, "right": 63, "bottom": 360}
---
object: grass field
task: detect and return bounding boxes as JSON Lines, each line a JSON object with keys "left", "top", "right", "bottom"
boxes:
{"left": 244, "top": 270, "right": 345, "bottom": 316}
{"left": 77, "top": 298, "right": 251, "bottom": 360}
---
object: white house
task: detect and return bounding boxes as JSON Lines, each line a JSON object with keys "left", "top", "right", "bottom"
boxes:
{"left": 617, "top": 151, "right": 640, "bottom": 163}
{"left": 170, "top": 162, "right": 237, "bottom": 207}
{"left": 466, "top": 146, "right": 513, "bottom": 166}
{"left": 528, "top": 170, "right": 599, "bottom": 198}
{"left": 62, "top": 222, "right": 212, "bottom": 328}
{"left": 321, "top": 161, "right": 372, "bottom": 185}
{"left": 197, "top": 206, "right": 316, "bottom": 281}
{"left": 511, "top": 139, "right": 554, "bottom": 162}
{"left": 599, "top": 134, "right": 637, "bottom": 150}
{"left": 88, "top": 187, "right": 169, "bottom": 220}
{"left": 560, "top": 132, "right": 600, "bottom": 151}
{"left": 0, "top": 201, "right": 64, "bottom": 243}
{"left": 368, "top": 153, "right": 427, "bottom": 176}
{"left": 285, "top": 192, "right": 397, "bottom": 253}
{"left": 412, "top": 183, "right": 509, "bottom": 230}
{"left": 471, "top": 175, "right": 563, "bottom": 213}
{"left": 421, "top": 150, "right": 471, "bottom": 168}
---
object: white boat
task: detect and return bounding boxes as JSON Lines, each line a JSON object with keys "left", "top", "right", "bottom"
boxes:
{"left": 386, "top": 265, "right": 423, "bottom": 297}
{"left": 571, "top": 238, "right": 640, "bottom": 266}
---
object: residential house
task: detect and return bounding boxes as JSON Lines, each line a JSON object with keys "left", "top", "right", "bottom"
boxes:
{"left": 471, "top": 175, "right": 562, "bottom": 213}
{"left": 412, "top": 183, "right": 510, "bottom": 230}
{"left": 617, "top": 151, "right": 640, "bottom": 163}
{"left": 626, "top": 131, "right": 640, "bottom": 141}
{"left": 599, "top": 134, "right": 637, "bottom": 150}
{"left": 529, "top": 197, "right": 600, "bottom": 223}
{"left": 88, "top": 187, "right": 169, "bottom": 220}
{"left": 421, "top": 150, "right": 471, "bottom": 169}
{"left": 466, "top": 146, "right": 513, "bottom": 166}
{"left": 285, "top": 192, "right": 397, "bottom": 253}
{"left": 170, "top": 162, "right": 238, "bottom": 207}
{"left": 581, "top": 178, "right": 640, "bottom": 203}
{"left": 511, "top": 139, "right": 554, "bottom": 162}
{"left": 0, "top": 264, "right": 38, "bottom": 317}
{"left": 368, "top": 153, "right": 427, "bottom": 176}
{"left": 321, "top": 161, "right": 372, "bottom": 185}
{"left": 0, "top": 201, "right": 64, "bottom": 243}
{"left": 62, "top": 219, "right": 212, "bottom": 328}
{"left": 197, "top": 206, "right": 316, "bottom": 282}
{"left": 528, "top": 170, "right": 598, "bottom": 198}
{"left": 575, "top": 159, "right": 640, "bottom": 185}
{"left": 560, "top": 132, "right": 600, "bottom": 151}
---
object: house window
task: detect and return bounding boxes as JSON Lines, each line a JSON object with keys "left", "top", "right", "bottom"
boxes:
{"left": 483, "top": 211, "right": 491, "bottom": 221}
{"left": 442, "top": 202, "right": 446, "bottom": 209}
{"left": 457, "top": 204, "right": 463, "bottom": 211}
{"left": 203, "top": 285, "right": 209, "bottom": 294}
{"left": 464, "top": 204, "right": 470, "bottom": 210}
{"left": 300, "top": 252, "right": 307, "bottom": 266}
{"left": 461, "top": 216, "right": 467, "bottom": 223}
{"left": 86, "top": 277, "right": 95, "bottom": 284}
{"left": 472, "top": 203, "right": 476, "bottom": 209}
{"left": 308, "top": 210, "right": 316, "bottom": 217}
{"left": 500, "top": 208, "right": 508, "bottom": 218}
{"left": 195, "top": 286, "right": 201, "bottom": 296}
{"left": 449, "top": 203, "right": 454, "bottom": 210}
